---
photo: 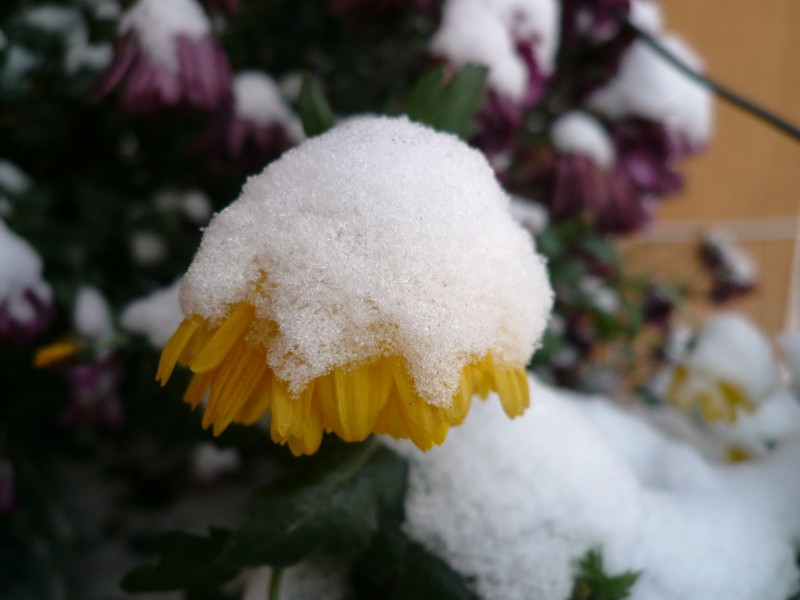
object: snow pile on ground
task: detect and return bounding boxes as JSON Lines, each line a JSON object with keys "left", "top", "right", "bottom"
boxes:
{"left": 392, "top": 377, "right": 800, "bottom": 600}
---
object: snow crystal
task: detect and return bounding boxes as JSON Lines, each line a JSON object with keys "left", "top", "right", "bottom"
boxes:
{"left": 74, "top": 286, "right": 114, "bottom": 341}
{"left": 234, "top": 71, "right": 305, "bottom": 142}
{"left": 396, "top": 376, "right": 800, "bottom": 600}
{"left": 589, "top": 35, "right": 713, "bottom": 149}
{"left": 687, "top": 313, "right": 780, "bottom": 404}
{"left": 0, "top": 160, "right": 31, "bottom": 195}
{"left": 551, "top": 111, "right": 616, "bottom": 169}
{"left": 181, "top": 116, "right": 553, "bottom": 406}
{"left": 431, "top": 0, "right": 528, "bottom": 101}
{"left": 120, "top": 281, "right": 182, "bottom": 348}
{"left": 0, "top": 219, "right": 51, "bottom": 323}
{"left": 130, "top": 230, "right": 167, "bottom": 265}
{"left": 120, "top": 0, "right": 210, "bottom": 72}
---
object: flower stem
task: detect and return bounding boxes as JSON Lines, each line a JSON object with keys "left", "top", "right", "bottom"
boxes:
{"left": 613, "top": 9, "right": 800, "bottom": 144}
{"left": 269, "top": 567, "right": 283, "bottom": 600}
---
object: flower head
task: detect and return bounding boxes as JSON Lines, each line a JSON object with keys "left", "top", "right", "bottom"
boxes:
{"left": 95, "top": 0, "right": 231, "bottom": 113}
{"left": 0, "top": 220, "right": 53, "bottom": 345}
{"left": 698, "top": 230, "right": 757, "bottom": 303}
{"left": 197, "top": 71, "right": 304, "bottom": 173}
{"left": 158, "top": 116, "right": 553, "bottom": 455}
{"left": 667, "top": 313, "right": 780, "bottom": 423}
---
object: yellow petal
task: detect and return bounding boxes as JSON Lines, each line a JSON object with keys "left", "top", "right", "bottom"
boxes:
{"left": 157, "top": 316, "right": 202, "bottom": 384}
{"left": 34, "top": 341, "right": 80, "bottom": 368}
{"left": 190, "top": 303, "right": 255, "bottom": 373}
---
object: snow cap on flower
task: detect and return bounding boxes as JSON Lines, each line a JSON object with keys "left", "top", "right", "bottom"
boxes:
{"left": 95, "top": 0, "right": 231, "bottom": 113}
{"left": 668, "top": 313, "right": 781, "bottom": 422}
{"left": 551, "top": 111, "right": 616, "bottom": 169}
{"left": 699, "top": 229, "right": 757, "bottom": 303}
{"left": 0, "top": 219, "right": 52, "bottom": 343}
{"left": 121, "top": 281, "right": 183, "bottom": 348}
{"left": 589, "top": 34, "right": 713, "bottom": 151}
{"left": 160, "top": 116, "right": 553, "bottom": 454}
{"left": 431, "top": 0, "right": 559, "bottom": 103}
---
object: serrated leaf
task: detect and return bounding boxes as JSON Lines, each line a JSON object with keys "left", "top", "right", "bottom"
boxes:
{"left": 570, "top": 548, "right": 640, "bottom": 600}
{"left": 405, "top": 65, "right": 488, "bottom": 139}
{"left": 352, "top": 528, "right": 479, "bottom": 600}
{"left": 218, "top": 438, "right": 408, "bottom": 568}
{"left": 298, "top": 75, "right": 336, "bottom": 137}
{"left": 120, "top": 528, "right": 237, "bottom": 593}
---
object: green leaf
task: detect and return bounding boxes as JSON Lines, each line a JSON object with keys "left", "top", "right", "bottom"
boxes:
{"left": 405, "top": 65, "right": 488, "bottom": 139}
{"left": 120, "top": 528, "right": 237, "bottom": 593}
{"left": 298, "top": 75, "right": 336, "bottom": 137}
{"left": 352, "top": 528, "right": 479, "bottom": 600}
{"left": 218, "top": 438, "right": 408, "bottom": 568}
{"left": 570, "top": 548, "right": 640, "bottom": 600}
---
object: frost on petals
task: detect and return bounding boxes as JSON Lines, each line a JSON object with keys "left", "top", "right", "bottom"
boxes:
{"left": 0, "top": 219, "right": 53, "bottom": 345}
{"left": 95, "top": 0, "right": 232, "bottom": 113}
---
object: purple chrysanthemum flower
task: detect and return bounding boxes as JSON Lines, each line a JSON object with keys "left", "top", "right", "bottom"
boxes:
{"left": 612, "top": 117, "right": 683, "bottom": 196}
{"left": 561, "top": 0, "right": 630, "bottom": 47}
{"left": 95, "top": 0, "right": 232, "bottom": 114}
{"left": 198, "top": 72, "right": 304, "bottom": 173}
{"left": 60, "top": 354, "right": 125, "bottom": 429}
{"left": 0, "top": 220, "right": 53, "bottom": 345}
{"left": 430, "top": 0, "right": 560, "bottom": 159}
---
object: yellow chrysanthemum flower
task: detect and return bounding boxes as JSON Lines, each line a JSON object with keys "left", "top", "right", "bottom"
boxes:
{"left": 158, "top": 116, "right": 553, "bottom": 455}
{"left": 666, "top": 313, "right": 779, "bottom": 424}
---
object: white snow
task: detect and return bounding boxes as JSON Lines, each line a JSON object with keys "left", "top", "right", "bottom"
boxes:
{"left": 120, "top": 281, "right": 183, "bottom": 348}
{"left": 488, "top": 0, "right": 561, "bottom": 74}
{"left": 629, "top": 0, "right": 663, "bottom": 33}
{"left": 0, "top": 219, "right": 51, "bottom": 324}
{"left": 431, "top": 0, "right": 529, "bottom": 101}
{"left": 0, "top": 160, "right": 32, "bottom": 195}
{"left": 509, "top": 196, "right": 549, "bottom": 234}
{"left": 190, "top": 443, "right": 240, "bottom": 482}
{"left": 180, "top": 190, "right": 213, "bottom": 224}
{"left": 74, "top": 286, "right": 114, "bottom": 341}
{"left": 779, "top": 332, "right": 800, "bottom": 392}
{"left": 551, "top": 111, "right": 616, "bottom": 168}
{"left": 120, "top": 0, "right": 210, "bottom": 72}
{"left": 233, "top": 71, "right": 305, "bottom": 142}
{"left": 391, "top": 380, "right": 643, "bottom": 600}
{"left": 589, "top": 34, "right": 713, "bottom": 149}
{"left": 703, "top": 229, "right": 758, "bottom": 285}
{"left": 180, "top": 116, "right": 553, "bottom": 405}
{"left": 130, "top": 230, "right": 167, "bottom": 266}
{"left": 394, "top": 377, "right": 800, "bottom": 600}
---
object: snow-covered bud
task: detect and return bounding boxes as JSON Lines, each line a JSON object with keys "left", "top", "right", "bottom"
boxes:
{"left": 95, "top": 0, "right": 232, "bottom": 113}
{"left": 0, "top": 220, "right": 53, "bottom": 345}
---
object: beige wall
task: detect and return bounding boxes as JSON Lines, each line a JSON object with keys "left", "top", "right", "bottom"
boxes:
{"left": 623, "top": 0, "right": 800, "bottom": 334}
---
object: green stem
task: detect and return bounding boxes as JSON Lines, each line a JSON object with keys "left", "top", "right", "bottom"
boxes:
{"left": 269, "top": 567, "right": 283, "bottom": 600}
